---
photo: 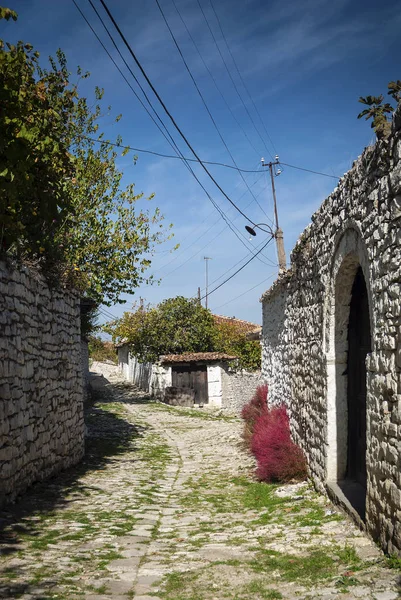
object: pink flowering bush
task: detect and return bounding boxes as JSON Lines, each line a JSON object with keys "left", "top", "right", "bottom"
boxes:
{"left": 241, "top": 385, "right": 307, "bottom": 483}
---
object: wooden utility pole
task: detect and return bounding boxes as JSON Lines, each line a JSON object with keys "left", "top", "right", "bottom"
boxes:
{"left": 263, "top": 159, "right": 286, "bottom": 270}
{"left": 204, "top": 256, "right": 212, "bottom": 309}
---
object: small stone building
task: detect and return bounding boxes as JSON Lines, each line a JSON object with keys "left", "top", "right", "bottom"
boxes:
{"left": 117, "top": 349, "right": 261, "bottom": 414}
{"left": 261, "top": 104, "right": 401, "bottom": 554}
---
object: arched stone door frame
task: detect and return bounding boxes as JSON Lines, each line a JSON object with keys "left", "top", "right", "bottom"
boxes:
{"left": 323, "top": 224, "right": 374, "bottom": 515}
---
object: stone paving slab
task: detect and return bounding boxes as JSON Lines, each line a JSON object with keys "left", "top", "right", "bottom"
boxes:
{"left": 0, "top": 363, "right": 400, "bottom": 599}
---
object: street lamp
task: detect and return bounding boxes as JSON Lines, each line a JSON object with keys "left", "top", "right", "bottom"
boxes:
{"left": 244, "top": 222, "right": 286, "bottom": 270}
{"left": 245, "top": 223, "right": 274, "bottom": 237}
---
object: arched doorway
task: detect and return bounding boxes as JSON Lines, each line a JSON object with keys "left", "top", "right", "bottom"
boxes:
{"left": 345, "top": 266, "right": 371, "bottom": 518}
{"left": 325, "top": 229, "right": 373, "bottom": 524}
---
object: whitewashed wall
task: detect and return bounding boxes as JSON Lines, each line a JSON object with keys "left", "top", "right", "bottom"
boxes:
{"left": 117, "top": 346, "right": 171, "bottom": 398}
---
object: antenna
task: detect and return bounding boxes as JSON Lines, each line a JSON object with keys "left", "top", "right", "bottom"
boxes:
{"left": 204, "top": 256, "right": 212, "bottom": 309}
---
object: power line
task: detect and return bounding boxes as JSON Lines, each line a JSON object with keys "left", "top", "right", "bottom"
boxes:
{"left": 77, "top": 134, "right": 258, "bottom": 171}
{"left": 199, "top": 238, "right": 277, "bottom": 294}
{"left": 98, "top": 306, "right": 119, "bottom": 321}
{"left": 77, "top": 135, "right": 340, "bottom": 179}
{"left": 195, "top": 0, "right": 274, "bottom": 160}
{"left": 73, "top": 0, "right": 186, "bottom": 164}
{"left": 169, "top": 0, "right": 263, "bottom": 161}
{"left": 97, "top": 0, "right": 258, "bottom": 226}
{"left": 208, "top": 0, "right": 277, "bottom": 156}
{"left": 152, "top": 172, "right": 266, "bottom": 276}
{"left": 154, "top": 0, "right": 269, "bottom": 218}
{"left": 212, "top": 272, "right": 277, "bottom": 310}
{"left": 99, "top": 239, "right": 274, "bottom": 321}
{"left": 200, "top": 236, "right": 274, "bottom": 301}
{"left": 277, "top": 162, "right": 340, "bottom": 179}
{"left": 79, "top": 0, "right": 274, "bottom": 265}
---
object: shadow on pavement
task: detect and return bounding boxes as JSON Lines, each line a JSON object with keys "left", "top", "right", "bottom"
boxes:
{"left": 0, "top": 372, "right": 149, "bottom": 598}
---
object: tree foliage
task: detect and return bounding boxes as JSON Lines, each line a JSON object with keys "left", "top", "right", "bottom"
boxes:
{"left": 109, "top": 296, "right": 261, "bottom": 370}
{"left": 0, "top": 10, "right": 172, "bottom": 305}
{"left": 357, "top": 80, "right": 401, "bottom": 140}
{"left": 213, "top": 321, "right": 261, "bottom": 371}
{"left": 110, "top": 297, "right": 216, "bottom": 364}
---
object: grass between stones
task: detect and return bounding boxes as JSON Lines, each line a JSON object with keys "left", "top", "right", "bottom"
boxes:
{"left": 154, "top": 461, "right": 398, "bottom": 599}
{"left": 149, "top": 401, "right": 239, "bottom": 422}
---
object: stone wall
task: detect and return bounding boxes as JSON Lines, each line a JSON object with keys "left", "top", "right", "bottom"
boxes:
{"left": 220, "top": 366, "right": 262, "bottom": 415}
{"left": 261, "top": 104, "right": 401, "bottom": 554}
{"left": 0, "top": 261, "right": 85, "bottom": 506}
{"left": 81, "top": 340, "right": 90, "bottom": 397}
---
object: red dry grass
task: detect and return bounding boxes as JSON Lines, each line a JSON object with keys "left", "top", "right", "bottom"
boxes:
{"left": 251, "top": 404, "right": 307, "bottom": 483}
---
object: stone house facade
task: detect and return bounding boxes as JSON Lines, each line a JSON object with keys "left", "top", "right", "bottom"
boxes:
{"left": 261, "top": 104, "right": 401, "bottom": 555}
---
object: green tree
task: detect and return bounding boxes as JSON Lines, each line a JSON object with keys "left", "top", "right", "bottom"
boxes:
{"left": 0, "top": 10, "right": 172, "bottom": 305}
{"left": 357, "top": 80, "right": 401, "bottom": 140}
{"left": 388, "top": 80, "right": 401, "bottom": 102}
{"left": 357, "top": 95, "right": 393, "bottom": 139}
{"left": 213, "top": 321, "right": 261, "bottom": 371}
{"left": 110, "top": 297, "right": 216, "bottom": 364}
{"left": 109, "top": 296, "right": 261, "bottom": 370}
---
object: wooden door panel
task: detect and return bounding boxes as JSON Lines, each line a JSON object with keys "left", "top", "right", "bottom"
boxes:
{"left": 171, "top": 365, "right": 208, "bottom": 404}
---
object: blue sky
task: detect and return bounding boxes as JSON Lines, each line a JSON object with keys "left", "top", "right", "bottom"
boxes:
{"left": 3, "top": 0, "right": 401, "bottom": 325}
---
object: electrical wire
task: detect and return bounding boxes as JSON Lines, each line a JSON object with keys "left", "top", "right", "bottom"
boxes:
{"left": 73, "top": 0, "right": 186, "bottom": 165}
{"left": 208, "top": 0, "right": 277, "bottom": 157}
{"left": 77, "top": 0, "right": 275, "bottom": 266}
{"left": 154, "top": 0, "right": 269, "bottom": 219}
{"left": 200, "top": 236, "right": 274, "bottom": 301}
{"left": 77, "top": 135, "right": 340, "bottom": 179}
{"left": 97, "top": 0, "right": 257, "bottom": 226}
{"left": 169, "top": 0, "right": 264, "bottom": 162}
{"left": 277, "top": 162, "right": 340, "bottom": 179}
{"left": 98, "top": 306, "right": 120, "bottom": 321}
{"left": 212, "top": 271, "right": 277, "bottom": 310}
{"left": 199, "top": 238, "right": 277, "bottom": 295}
{"left": 194, "top": 0, "right": 274, "bottom": 160}
{"left": 152, "top": 171, "right": 266, "bottom": 275}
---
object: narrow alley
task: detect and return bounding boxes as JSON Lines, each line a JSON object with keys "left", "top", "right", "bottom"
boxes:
{"left": 0, "top": 364, "right": 400, "bottom": 600}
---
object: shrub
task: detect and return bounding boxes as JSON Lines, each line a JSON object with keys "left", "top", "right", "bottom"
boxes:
{"left": 241, "top": 384, "right": 268, "bottom": 449}
{"left": 241, "top": 384, "right": 307, "bottom": 483}
{"left": 251, "top": 405, "right": 307, "bottom": 483}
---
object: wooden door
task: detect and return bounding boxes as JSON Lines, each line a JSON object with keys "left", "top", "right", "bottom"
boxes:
{"left": 171, "top": 365, "right": 208, "bottom": 404}
{"left": 347, "top": 267, "right": 371, "bottom": 489}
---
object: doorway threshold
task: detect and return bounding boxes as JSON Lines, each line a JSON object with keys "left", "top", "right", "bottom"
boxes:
{"left": 326, "top": 480, "right": 366, "bottom": 529}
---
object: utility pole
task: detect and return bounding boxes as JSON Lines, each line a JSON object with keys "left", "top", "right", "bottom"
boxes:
{"left": 197, "top": 287, "right": 201, "bottom": 304}
{"left": 262, "top": 157, "right": 286, "bottom": 270}
{"left": 204, "top": 256, "right": 212, "bottom": 309}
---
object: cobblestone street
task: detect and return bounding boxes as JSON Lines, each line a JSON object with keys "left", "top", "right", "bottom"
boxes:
{"left": 1, "top": 363, "right": 400, "bottom": 600}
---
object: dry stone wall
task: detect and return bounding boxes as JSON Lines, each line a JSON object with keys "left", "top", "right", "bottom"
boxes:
{"left": 261, "top": 103, "right": 401, "bottom": 555}
{"left": 220, "top": 366, "right": 262, "bottom": 415}
{"left": 0, "top": 262, "right": 85, "bottom": 506}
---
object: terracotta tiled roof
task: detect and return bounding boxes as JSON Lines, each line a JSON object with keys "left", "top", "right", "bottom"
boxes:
{"left": 212, "top": 314, "right": 261, "bottom": 335}
{"left": 160, "top": 352, "right": 237, "bottom": 364}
